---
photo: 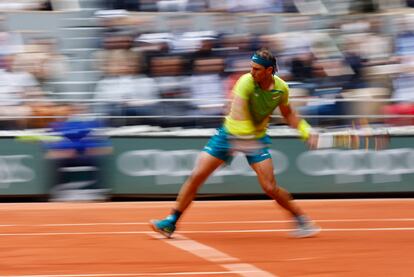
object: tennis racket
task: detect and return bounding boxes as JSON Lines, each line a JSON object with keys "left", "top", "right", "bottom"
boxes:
{"left": 315, "top": 120, "right": 389, "bottom": 150}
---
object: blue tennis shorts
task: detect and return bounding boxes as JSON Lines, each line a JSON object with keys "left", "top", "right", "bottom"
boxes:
{"left": 202, "top": 127, "right": 272, "bottom": 165}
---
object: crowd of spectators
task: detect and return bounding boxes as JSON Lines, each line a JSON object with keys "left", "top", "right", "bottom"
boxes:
{"left": 103, "top": 0, "right": 414, "bottom": 13}
{"left": 1, "top": 1, "right": 414, "bottom": 129}
{"left": 90, "top": 9, "right": 414, "bottom": 128}
{"left": 0, "top": 16, "right": 80, "bottom": 129}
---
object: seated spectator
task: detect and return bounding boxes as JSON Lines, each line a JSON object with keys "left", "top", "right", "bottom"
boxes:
{"left": 297, "top": 87, "right": 347, "bottom": 127}
{"left": 149, "top": 54, "right": 196, "bottom": 127}
{"left": 187, "top": 56, "right": 226, "bottom": 127}
{"left": 104, "top": 0, "right": 140, "bottom": 11}
{"left": 0, "top": 51, "right": 75, "bottom": 129}
{"left": 0, "top": 53, "right": 31, "bottom": 128}
{"left": 156, "top": 0, "right": 190, "bottom": 11}
{"left": 23, "top": 37, "right": 70, "bottom": 94}
{"left": 93, "top": 49, "right": 160, "bottom": 126}
{"left": 383, "top": 66, "right": 414, "bottom": 126}
{"left": 0, "top": 0, "right": 51, "bottom": 10}
{"left": 136, "top": 16, "right": 216, "bottom": 55}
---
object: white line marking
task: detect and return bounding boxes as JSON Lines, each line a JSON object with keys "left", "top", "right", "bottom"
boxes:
{"left": 151, "top": 233, "right": 238, "bottom": 263}
{"left": 2, "top": 271, "right": 259, "bottom": 277}
{"left": 283, "top": 257, "right": 317, "bottom": 261}
{"left": 0, "top": 198, "right": 413, "bottom": 210}
{"left": 0, "top": 231, "right": 152, "bottom": 236}
{"left": 2, "top": 227, "right": 414, "bottom": 237}
{"left": 2, "top": 218, "right": 414, "bottom": 227}
{"left": 186, "top": 218, "right": 414, "bottom": 224}
{"left": 150, "top": 233, "right": 276, "bottom": 277}
{"left": 178, "top": 228, "right": 414, "bottom": 234}
{"left": 223, "top": 264, "right": 275, "bottom": 277}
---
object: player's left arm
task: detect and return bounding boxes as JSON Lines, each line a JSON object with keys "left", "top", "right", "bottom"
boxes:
{"left": 279, "top": 103, "right": 300, "bottom": 129}
{"left": 279, "top": 103, "right": 318, "bottom": 149}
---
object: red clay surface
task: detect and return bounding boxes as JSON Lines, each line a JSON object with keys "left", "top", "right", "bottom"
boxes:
{"left": 0, "top": 199, "right": 413, "bottom": 276}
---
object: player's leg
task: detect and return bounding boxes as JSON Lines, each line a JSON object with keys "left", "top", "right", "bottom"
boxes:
{"left": 151, "top": 127, "right": 232, "bottom": 238}
{"left": 250, "top": 158, "right": 302, "bottom": 215}
{"left": 176, "top": 152, "right": 225, "bottom": 212}
{"left": 250, "top": 158, "right": 320, "bottom": 238}
{"left": 150, "top": 152, "right": 225, "bottom": 238}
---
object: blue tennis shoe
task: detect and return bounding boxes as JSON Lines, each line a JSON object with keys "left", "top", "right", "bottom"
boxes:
{"left": 291, "top": 216, "right": 321, "bottom": 238}
{"left": 150, "top": 216, "right": 177, "bottom": 238}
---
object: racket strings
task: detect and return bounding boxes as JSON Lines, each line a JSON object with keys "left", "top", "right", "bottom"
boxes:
{"left": 321, "top": 120, "right": 389, "bottom": 150}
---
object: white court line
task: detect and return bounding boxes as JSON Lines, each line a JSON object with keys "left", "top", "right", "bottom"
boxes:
{"left": 1, "top": 227, "right": 414, "bottom": 236}
{"left": 0, "top": 198, "right": 414, "bottom": 210}
{"left": 2, "top": 271, "right": 261, "bottom": 277}
{"left": 1, "top": 218, "right": 414, "bottom": 227}
{"left": 150, "top": 233, "right": 276, "bottom": 277}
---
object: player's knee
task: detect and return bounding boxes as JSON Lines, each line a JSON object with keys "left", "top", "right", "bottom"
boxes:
{"left": 262, "top": 183, "right": 279, "bottom": 197}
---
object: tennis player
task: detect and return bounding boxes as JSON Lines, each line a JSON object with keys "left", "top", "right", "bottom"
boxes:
{"left": 150, "top": 48, "right": 321, "bottom": 238}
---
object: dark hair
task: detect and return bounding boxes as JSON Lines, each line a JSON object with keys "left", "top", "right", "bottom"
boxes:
{"left": 255, "top": 48, "right": 278, "bottom": 74}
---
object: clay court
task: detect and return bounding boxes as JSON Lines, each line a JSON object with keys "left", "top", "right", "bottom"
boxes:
{"left": 1, "top": 199, "right": 413, "bottom": 276}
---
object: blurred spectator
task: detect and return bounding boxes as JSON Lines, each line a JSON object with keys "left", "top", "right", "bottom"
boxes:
{"left": 205, "top": 0, "right": 285, "bottom": 12}
{"left": 339, "top": 36, "right": 368, "bottom": 89}
{"left": 23, "top": 37, "right": 70, "bottom": 94}
{"left": 156, "top": 0, "right": 208, "bottom": 11}
{"left": 0, "top": 51, "right": 74, "bottom": 129}
{"left": 382, "top": 64, "right": 414, "bottom": 126}
{"left": 0, "top": 0, "right": 52, "bottom": 10}
{"left": 149, "top": 54, "right": 196, "bottom": 127}
{"left": 359, "top": 18, "right": 393, "bottom": 66}
{"left": 137, "top": 0, "right": 158, "bottom": 11}
{"left": 95, "top": 10, "right": 143, "bottom": 59}
{"left": 93, "top": 49, "right": 160, "bottom": 126}
{"left": 225, "top": 0, "right": 282, "bottom": 13}
{"left": 135, "top": 15, "right": 212, "bottom": 55}
{"left": 11, "top": 52, "right": 76, "bottom": 128}
{"left": 0, "top": 53, "right": 31, "bottom": 128}
{"left": 289, "top": 52, "right": 316, "bottom": 83}
{"left": 284, "top": 28, "right": 350, "bottom": 126}
{"left": 350, "top": 0, "right": 379, "bottom": 13}
{"left": 0, "top": 18, "right": 24, "bottom": 58}
{"left": 187, "top": 56, "right": 226, "bottom": 127}
{"left": 186, "top": 0, "right": 209, "bottom": 11}
{"left": 282, "top": 0, "right": 298, "bottom": 12}
{"left": 117, "top": 52, "right": 163, "bottom": 126}
{"left": 377, "top": 15, "right": 414, "bottom": 126}
{"left": 208, "top": 14, "right": 238, "bottom": 37}
{"left": 43, "top": 119, "right": 112, "bottom": 202}
{"left": 220, "top": 34, "right": 256, "bottom": 78}
{"left": 104, "top": 0, "right": 140, "bottom": 11}
{"left": 293, "top": 0, "right": 329, "bottom": 14}
{"left": 393, "top": 15, "right": 414, "bottom": 65}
